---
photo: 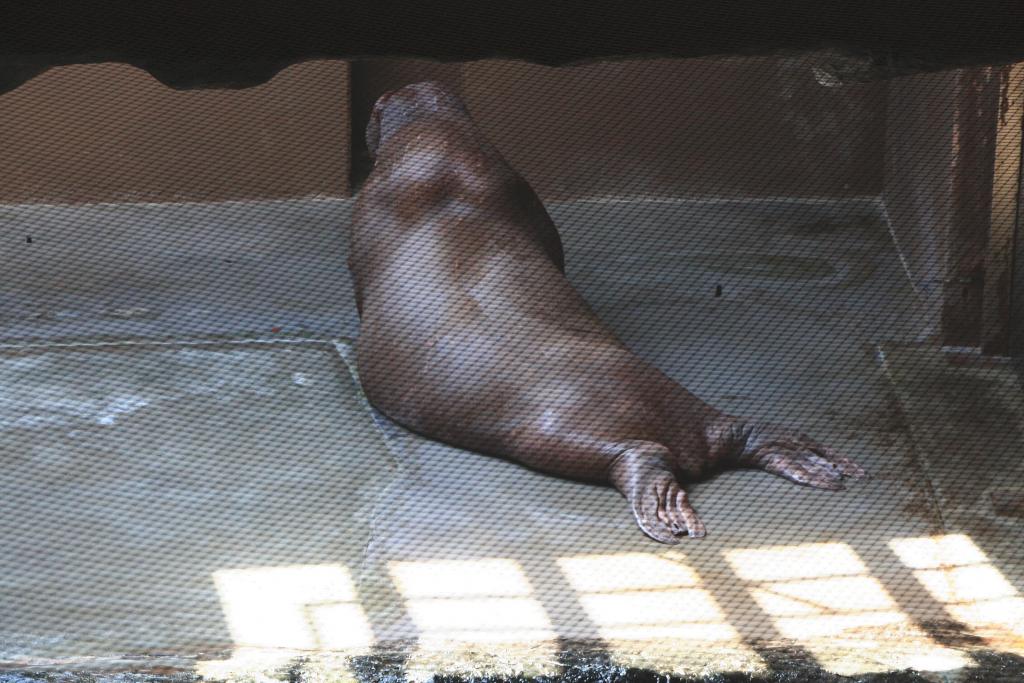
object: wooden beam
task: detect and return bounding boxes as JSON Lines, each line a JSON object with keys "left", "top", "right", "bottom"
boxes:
{"left": 982, "top": 63, "right": 1024, "bottom": 355}
{"left": 936, "top": 68, "right": 1001, "bottom": 348}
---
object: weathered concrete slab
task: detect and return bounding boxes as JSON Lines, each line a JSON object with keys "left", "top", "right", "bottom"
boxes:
{"left": 0, "top": 199, "right": 357, "bottom": 345}
{"left": 0, "top": 342, "right": 396, "bottom": 664}
{"left": 880, "top": 345, "right": 1024, "bottom": 533}
{"left": 880, "top": 344, "right": 1024, "bottom": 650}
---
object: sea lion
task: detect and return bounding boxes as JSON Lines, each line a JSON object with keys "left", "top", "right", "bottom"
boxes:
{"left": 348, "top": 81, "right": 866, "bottom": 543}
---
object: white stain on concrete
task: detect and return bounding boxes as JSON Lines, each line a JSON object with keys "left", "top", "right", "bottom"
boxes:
{"left": 14, "top": 414, "right": 63, "bottom": 429}
{"left": 2, "top": 393, "right": 151, "bottom": 430}
{"left": 95, "top": 395, "right": 150, "bottom": 425}
{"left": 1, "top": 345, "right": 325, "bottom": 434}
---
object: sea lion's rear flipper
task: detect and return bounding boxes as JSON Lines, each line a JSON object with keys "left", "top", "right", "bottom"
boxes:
{"left": 608, "top": 441, "right": 706, "bottom": 543}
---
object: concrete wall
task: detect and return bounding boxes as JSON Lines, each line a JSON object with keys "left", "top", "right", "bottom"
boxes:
{"left": 0, "top": 55, "right": 887, "bottom": 202}
{"left": 0, "top": 60, "right": 350, "bottom": 204}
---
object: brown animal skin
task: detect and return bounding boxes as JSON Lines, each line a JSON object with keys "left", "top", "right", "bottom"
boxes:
{"left": 348, "top": 81, "right": 866, "bottom": 543}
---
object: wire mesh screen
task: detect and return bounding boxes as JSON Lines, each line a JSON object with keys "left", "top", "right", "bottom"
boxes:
{"left": 1, "top": 54, "right": 1023, "bottom": 683}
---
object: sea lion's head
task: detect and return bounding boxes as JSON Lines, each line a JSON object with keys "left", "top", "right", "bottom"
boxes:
{"left": 366, "top": 81, "right": 469, "bottom": 160}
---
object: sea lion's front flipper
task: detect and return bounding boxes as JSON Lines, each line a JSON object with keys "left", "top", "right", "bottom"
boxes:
{"left": 608, "top": 441, "right": 706, "bottom": 543}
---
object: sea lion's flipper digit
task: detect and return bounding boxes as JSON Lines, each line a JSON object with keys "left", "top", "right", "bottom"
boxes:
{"left": 670, "top": 486, "right": 707, "bottom": 538}
{"left": 817, "top": 447, "right": 869, "bottom": 479}
{"left": 609, "top": 442, "right": 706, "bottom": 543}
{"left": 631, "top": 471, "right": 706, "bottom": 543}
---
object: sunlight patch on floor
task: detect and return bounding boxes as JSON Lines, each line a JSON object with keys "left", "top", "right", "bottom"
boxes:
{"left": 388, "top": 558, "right": 558, "bottom": 646}
{"left": 555, "top": 551, "right": 763, "bottom": 674}
{"left": 725, "top": 542, "right": 970, "bottom": 675}
{"left": 212, "top": 564, "right": 375, "bottom": 650}
{"left": 557, "top": 551, "right": 742, "bottom": 642}
{"left": 890, "top": 534, "right": 1024, "bottom": 650}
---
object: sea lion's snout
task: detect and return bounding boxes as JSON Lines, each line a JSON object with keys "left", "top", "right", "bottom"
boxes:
{"left": 366, "top": 81, "right": 468, "bottom": 160}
